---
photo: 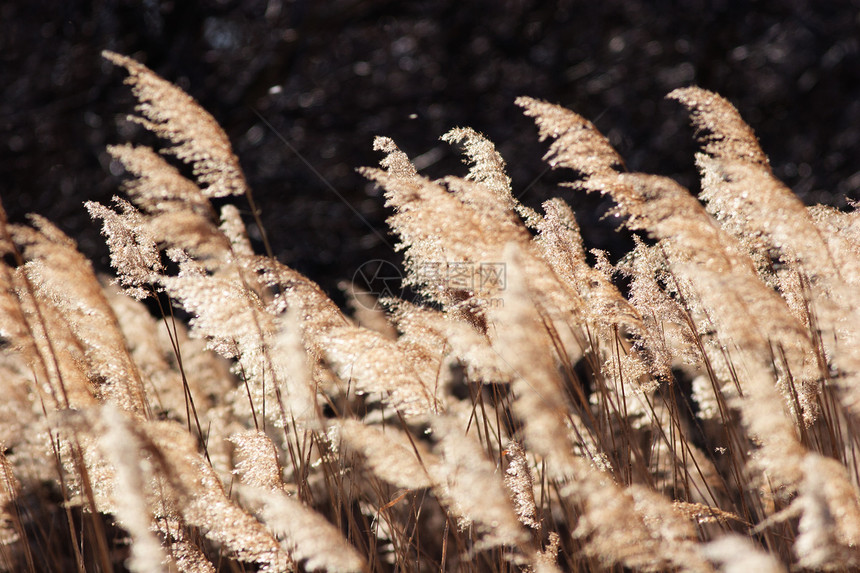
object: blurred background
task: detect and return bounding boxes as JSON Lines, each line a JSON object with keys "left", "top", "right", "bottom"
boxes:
{"left": 2, "top": 0, "right": 859, "bottom": 303}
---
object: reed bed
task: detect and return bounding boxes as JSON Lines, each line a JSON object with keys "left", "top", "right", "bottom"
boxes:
{"left": 0, "top": 52, "right": 858, "bottom": 572}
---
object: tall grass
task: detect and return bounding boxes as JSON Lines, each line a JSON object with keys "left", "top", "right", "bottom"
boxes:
{"left": 0, "top": 51, "right": 858, "bottom": 572}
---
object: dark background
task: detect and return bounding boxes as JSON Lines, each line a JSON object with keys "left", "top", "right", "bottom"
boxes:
{"left": 2, "top": 0, "right": 859, "bottom": 303}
